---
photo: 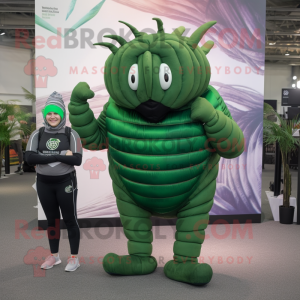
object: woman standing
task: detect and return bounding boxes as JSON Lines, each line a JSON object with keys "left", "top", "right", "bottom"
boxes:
{"left": 25, "top": 91, "right": 82, "bottom": 272}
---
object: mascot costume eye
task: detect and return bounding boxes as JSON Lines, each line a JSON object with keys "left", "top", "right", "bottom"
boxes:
{"left": 69, "top": 18, "right": 244, "bottom": 286}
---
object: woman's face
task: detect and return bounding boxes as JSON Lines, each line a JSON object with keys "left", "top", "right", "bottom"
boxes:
{"left": 46, "top": 112, "right": 61, "bottom": 127}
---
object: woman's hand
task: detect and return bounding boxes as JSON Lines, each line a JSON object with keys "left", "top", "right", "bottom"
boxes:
{"left": 66, "top": 150, "right": 73, "bottom": 156}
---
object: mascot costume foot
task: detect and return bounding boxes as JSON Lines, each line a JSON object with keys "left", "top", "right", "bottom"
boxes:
{"left": 68, "top": 18, "right": 244, "bottom": 286}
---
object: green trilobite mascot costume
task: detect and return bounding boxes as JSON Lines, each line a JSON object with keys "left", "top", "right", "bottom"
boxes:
{"left": 68, "top": 18, "right": 244, "bottom": 285}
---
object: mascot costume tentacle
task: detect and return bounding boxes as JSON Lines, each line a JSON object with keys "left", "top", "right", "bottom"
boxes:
{"left": 68, "top": 18, "right": 244, "bottom": 286}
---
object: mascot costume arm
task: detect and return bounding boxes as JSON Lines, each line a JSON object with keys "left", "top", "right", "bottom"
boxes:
{"left": 191, "top": 93, "right": 244, "bottom": 158}
{"left": 68, "top": 82, "right": 109, "bottom": 150}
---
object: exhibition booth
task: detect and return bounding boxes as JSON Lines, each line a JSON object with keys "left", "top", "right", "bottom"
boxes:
{"left": 35, "top": 0, "right": 264, "bottom": 227}
{"left": 33, "top": 0, "right": 264, "bottom": 285}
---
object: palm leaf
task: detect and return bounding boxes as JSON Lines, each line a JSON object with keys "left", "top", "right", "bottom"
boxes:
{"left": 35, "top": 14, "right": 64, "bottom": 36}
{"left": 263, "top": 103, "right": 300, "bottom": 153}
{"left": 21, "top": 87, "right": 36, "bottom": 103}
{"left": 64, "top": 0, "right": 106, "bottom": 37}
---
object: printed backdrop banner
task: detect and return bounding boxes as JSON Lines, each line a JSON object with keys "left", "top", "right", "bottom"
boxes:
{"left": 34, "top": 0, "right": 265, "bottom": 221}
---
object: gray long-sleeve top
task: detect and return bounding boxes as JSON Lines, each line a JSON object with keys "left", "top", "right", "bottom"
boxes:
{"left": 25, "top": 126, "right": 83, "bottom": 176}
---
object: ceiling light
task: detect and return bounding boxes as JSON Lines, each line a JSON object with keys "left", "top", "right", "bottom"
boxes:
{"left": 293, "top": 76, "right": 297, "bottom": 80}
{"left": 292, "top": 84, "right": 296, "bottom": 88}
{"left": 0, "top": 32, "right": 5, "bottom": 36}
{"left": 297, "top": 81, "right": 300, "bottom": 89}
{"left": 269, "top": 42, "right": 276, "bottom": 45}
{"left": 285, "top": 48, "right": 290, "bottom": 56}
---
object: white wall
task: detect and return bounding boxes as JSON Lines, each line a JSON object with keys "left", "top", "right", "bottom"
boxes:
{"left": 0, "top": 44, "right": 35, "bottom": 113}
{"left": 264, "top": 63, "right": 292, "bottom": 113}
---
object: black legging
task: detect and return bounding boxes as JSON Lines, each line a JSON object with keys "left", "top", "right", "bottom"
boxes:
{"left": 10, "top": 139, "right": 23, "bottom": 164}
{"left": 36, "top": 172, "right": 80, "bottom": 255}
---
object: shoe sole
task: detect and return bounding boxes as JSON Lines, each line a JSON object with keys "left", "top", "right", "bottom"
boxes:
{"left": 41, "top": 259, "right": 62, "bottom": 270}
{"left": 65, "top": 264, "right": 80, "bottom": 272}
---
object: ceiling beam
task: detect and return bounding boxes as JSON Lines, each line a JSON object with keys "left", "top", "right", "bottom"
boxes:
{"left": 270, "top": 39, "right": 300, "bottom": 42}
{"left": 266, "top": 7, "right": 300, "bottom": 11}
{"left": 265, "top": 55, "right": 300, "bottom": 59}
{"left": 0, "top": 0, "right": 34, "bottom": 4}
{"left": 267, "top": 32, "right": 300, "bottom": 36}
{"left": 0, "top": 7, "right": 35, "bottom": 12}
{"left": 272, "top": 43, "right": 300, "bottom": 46}
{"left": 266, "top": 16, "right": 300, "bottom": 21}
{"left": 0, "top": 25, "right": 35, "bottom": 29}
{"left": 266, "top": 45, "right": 300, "bottom": 49}
{"left": 1, "top": 37, "right": 35, "bottom": 41}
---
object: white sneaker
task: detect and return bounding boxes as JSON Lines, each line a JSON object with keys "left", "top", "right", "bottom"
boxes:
{"left": 41, "top": 255, "right": 61, "bottom": 270}
{"left": 65, "top": 257, "right": 80, "bottom": 272}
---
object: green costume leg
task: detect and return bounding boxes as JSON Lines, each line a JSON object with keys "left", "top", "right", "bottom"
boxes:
{"left": 164, "top": 179, "right": 216, "bottom": 285}
{"left": 103, "top": 183, "right": 157, "bottom": 275}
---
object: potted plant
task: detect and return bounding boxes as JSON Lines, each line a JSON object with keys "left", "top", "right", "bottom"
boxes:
{"left": 1, "top": 87, "right": 35, "bottom": 177}
{"left": 0, "top": 100, "right": 19, "bottom": 178}
{"left": 263, "top": 103, "right": 300, "bottom": 224}
{"left": 0, "top": 100, "right": 31, "bottom": 178}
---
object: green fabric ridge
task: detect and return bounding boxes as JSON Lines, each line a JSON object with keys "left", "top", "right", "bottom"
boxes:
{"left": 124, "top": 228, "right": 153, "bottom": 243}
{"left": 137, "top": 55, "right": 148, "bottom": 103}
{"left": 103, "top": 253, "right": 157, "bottom": 275}
{"left": 107, "top": 102, "right": 195, "bottom": 126}
{"left": 143, "top": 51, "right": 153, "bottom": 98}
{"left": 68, "top": 103, "right": 89, "bottom": 115}
{"left": 121, "top": 175, "right": 200, "bottom": 198}
{"left": 107, "top": 132, "right": 208, "bottom": 154}
{"left": 128, "top": 241, "right": 152, "bottom": 256}
{"left": 106, "top": 118, "right": 205, "bottom": 139}
{"left": 69, "top": 109, "right": 94, "bottom": 127}
{"left": 120, "top": 214, "right": 152, "bottom": 231}
{"left": 129, "top": 189, "right": 196, "bottom": 214}
{"left": 110, "top": 158, "right": 209, "bottom": 185}
{"left": 164, "top": 260, "right": 213, "bottom": 286}
{"left": 175, "top": 230, "right": 205, "bottom": 244}
{"left": 109, "top": 144, "right": 211, "bottom": 170}
{"left": 174, "top": 241, "right": 201, "bottom": 257}
{"left": 151, "top": 54, "right": 164, "bottom": 102}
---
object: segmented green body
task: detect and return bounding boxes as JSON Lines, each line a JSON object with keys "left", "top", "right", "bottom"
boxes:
{"left": 68, "top": 18, "right": 245, "bottom": 282}
{"left": 107, "top": 86, "right": 231, "bottom": 215}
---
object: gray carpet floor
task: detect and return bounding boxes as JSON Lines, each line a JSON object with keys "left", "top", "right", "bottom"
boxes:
{"left": 1, "top": 164, "right": 300, "bottom": 300}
